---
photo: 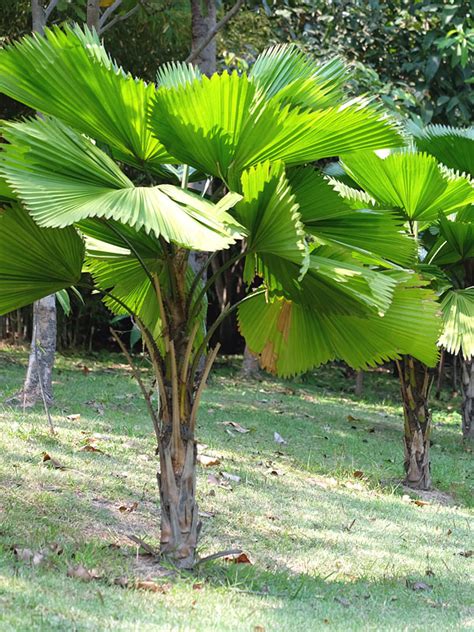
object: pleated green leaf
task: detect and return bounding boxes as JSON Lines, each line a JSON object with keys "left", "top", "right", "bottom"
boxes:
{"left": 438, "top": 288, "right": 474, "bottom": 359}
{"left": 287, "top": 167, "right": 416, "bottom": 265}
{"left": 150, "top": 71, "right": 403, "bottom": 188}
{"left": 0, "top": 116, "right": 244, "bottom": 251}
{"left": 0, "top": 25, "right": 171, "bottom": 170}
{"left": 236, "top": 161, "right": 308, "bottom": 283}
{"left": 342, "top": 150, "right": 474, "bottom": 222}
{"left": 249, "top": 44, "right": 347, "bottom": 109}
{"left": 411, "top": 124, "right": 474, "bottom": 177}
{"left": 426, "top": 215, "right": 474, "bottom": 265}
{"left": 0, "top": 204, "right": 84, "bottom": 314}
{"left": 157, "top": 61, "right": 202, "bottom": 89}
{"left": 239, "top": 273, "right": 440, "bottom": 377}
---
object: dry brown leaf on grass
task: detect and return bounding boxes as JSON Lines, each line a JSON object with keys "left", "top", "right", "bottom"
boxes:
{"left": 135, "top": 580, "right": 171, "bottom": 593}
{"left": 42, "top": 452, "right": 66, "bottom": 470}
{"left": 197, "top": 454, "right": 221, "bottom": 467}
{"left": 220, "top": 421, "right": 251, "bottom": 434}
{"left": 67, "top": 565, "right": 102, "bottom": 582}
{"left": 459, "top": 550, "right": 473, "bottom": 558}
{"left": 78, "top": 443, "right": 106, "bottom": 455}
{"left": 198, "top": 510, "right": 215, "bottom": 519}
{"left": 353, "top": 470, "right": 365, "bottom": 479}
{"left": 223, "top": 552, "right": 252, "bottom": 564}
{"left": 412, "top": 499, "right": 430, "bottom": 507}
{"left": 118, "top": 502, "right": 139, "bottom": 513}
{"left": 66, "top": 413, "right": 81, "bottom": 421}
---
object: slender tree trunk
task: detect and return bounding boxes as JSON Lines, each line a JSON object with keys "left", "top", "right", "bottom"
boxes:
{"left": 87, "top": 0, "right": 100, "bottom": 30}
{"left": 241, "top": 346, "right": 260, "bottom": 379}
{"left": 461, "top": 357, "right": 474, "bottom": 440}
{"left": 397, "top": 356, "right": 433, "bottom": 490}
{"left": 22, "top": 295, "right": 57, "bottom": 407}
{"left": 190, "top": 0, "right": 217, "bottom": 76}
{"left": 354, "top": 370, "right": 364, "bottom": 397}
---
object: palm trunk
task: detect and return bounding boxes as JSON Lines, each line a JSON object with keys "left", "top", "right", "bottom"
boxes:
{"left": 397, "top": 356, "right": 433, "bottom": 490}
{"left": 158, "top": 418, "right": 200, "bottom": 569}
{"left": 461, "top": 357, "right": 474, "bottom": 440}
{"left": 190, "top": 0, "right": 217, "bottom": 76}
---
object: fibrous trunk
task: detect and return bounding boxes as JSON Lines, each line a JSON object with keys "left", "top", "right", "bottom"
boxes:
{"left": 21, "top": 294, "right": 56, "bottom": 407}
{"left": 397, "top": 356, "right": 433, "bottom": 490}
{"left": 241, "top": 345, "right": 260, "bottom": 379}
{"left": 158, "top": 419, "right": 200, "bottom": 569}
{"left": 461, "top": 357, "right": 474, "bottom": 440}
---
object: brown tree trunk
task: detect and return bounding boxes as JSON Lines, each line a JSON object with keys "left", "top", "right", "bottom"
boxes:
{"left": 190, "top": 0, "right": 217, "bottom": 76}
{"left": 158, "top": 421, "right": 200, "bottom": 569}
{"left": 21, "top": 295, "right": 57, "bottom": 407}
{"left": 461, "top": 357, "right": 474, "bottom": 440}
{"left": 397, "top": 356, "right": 433, "bottom": 490}
{"left": 354, "top": 370, "right": 364, "bottom": 397}
{"left": 241, "top": 345, "right": 260, "bottom": 379}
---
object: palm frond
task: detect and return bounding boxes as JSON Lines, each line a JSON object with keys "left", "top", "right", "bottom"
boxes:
{"left": 342, "top": 150, "right": 474, "bottom": 222}
{"left": 0, "top": 116, "right": 244, "bottom": 251}
{"left": 411, "top": 124, "right": 474, "bottom": 177}
{"left": 439, "top": 288, "right": 474, "bottom": 359}
{"left": 0, "top": 24, "right": 170, "bottom": 170}
{"left": 157, "top": 61, "right": 202, "bottom": 89}
{"left": 0, "top": 204, "right": 84, "bottom": 314}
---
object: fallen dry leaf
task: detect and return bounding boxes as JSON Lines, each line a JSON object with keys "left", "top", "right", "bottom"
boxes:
{"left": 79, "top": 444, "right": 105, "bottom": 454}
{"left": 118, "top": 502, "right": 138, "bottom": 513}
{"left": 223, "top": 552, "right": 252, "bottom": 564}
{"left": 409, "top": 580, "right": 432, "bottom": 591}
{"left": 347, "top": 415, "right": 360, "bottom": 422}
{"left": 334, "top": 596, "right": 351, "bottom": 607}
{"left": 220, "top": 421, "right": 250, "bottom": 434}
{"left": 66, "top": 414, "right": 81, "bottom": 421}
{"left": 353, "top": 470, "right": 365, "bottom": 479}
{"left": 459, "top": 550, "right": 473, "bottom": 558}
{"left": 274, "top": 432, "right": 287, "bottom": 445}
{"left": 192, "top": 583, "right": 204, "bottom": 591}
{"left": 207, "top": 474, "right": 221, "bottom": 485}
{"left": 197, "top": 454, "right": 221, "bottom": 467}
{"left": 199, "top": 510, "right": 215, "bottom": 519}
{"left": 254, "top": 626, "right": 266, "bottom": 632}
{"left": 221, "top": 472, "right": 241, "bottom": 483}
{"left": 42, "top": 452, "right": 66, "bottom": 470}
{"left": 135, "top": 580, "right": 171, "bottom": 593}
{"left": 67, "top": 565, "right": 101, "bottom": 582}
{"left": 412, "top": 499, "right": 430, "bottom": 507}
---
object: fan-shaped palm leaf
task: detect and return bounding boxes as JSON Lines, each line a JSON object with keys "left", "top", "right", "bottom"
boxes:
{"left": 150, "top": 71, "right": 403, "bottom": 188}
{"left": 438, "top": 288, "right": 474, "bottom": 359}
{"left": 239, "top": 273, "right": 440, "bottom": 376}
{"left": 411, "top": 124, "right": 474, "bottom": 177}
{"left": 341, "top": 150, "right": 474, "bottom": 222}
{"left": 0, "top": 204, "right": 84, "bottom": 314}
{"left": 0, "top": 25, "right": 171, "bottom": 170}
{"left": 0, "top": 116, "right": 244, "bottom": 251}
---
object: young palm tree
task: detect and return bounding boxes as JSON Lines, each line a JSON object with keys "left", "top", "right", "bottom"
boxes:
{"left": 332, "top": 145, "right": 474, "bottom": 487}
{"left": 412, "top": 124, "right": 474, "bottom": 440}
{"left": 0, "top": 27, "right": 441, "bottom": 566}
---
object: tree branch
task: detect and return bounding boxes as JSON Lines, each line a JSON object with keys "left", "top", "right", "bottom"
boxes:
{"left": 186, "top": 0, "right": 245, "bottom": 64}
{"left": 98, "top": 0, "right": 122, "bottom": 28}
{"left": 100, "top": 2, "right": 140, "bottom": 34}
{"left": 44, "top": 0, "right": 60, "bottom": 21}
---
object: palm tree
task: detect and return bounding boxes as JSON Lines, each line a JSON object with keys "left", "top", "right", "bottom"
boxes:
{"left": 0, "top": 27, "right": 441, "bottom": 567}
{"left": 411, "top": 124, "right": 474, "bottom": 440}
{"left": 334, "top": 145, "right": 474, "bottom": 486}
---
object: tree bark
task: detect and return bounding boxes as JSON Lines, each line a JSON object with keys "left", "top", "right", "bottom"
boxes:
{"left": 87, "top": 0, "right": 101, "bottom": 30}
{"left": 21, "top": 295, "right": 57, "bottom": 407}
{"left": 241, "top": 346, "right": 260, "bottom": 379}
{"left": 354, "top": 370, "right": 364, "bottom": 397}
{"left": 461, "top": 357, "right": 474, "bottom": 440}
{"left": 190, "top": 0, "right": 217, "bottom": 76}
{"left": 158, "top": 422, "right": 200, "bottom": 569}
{"left": 397, "top": 356, "right": 433, "bottom": 490}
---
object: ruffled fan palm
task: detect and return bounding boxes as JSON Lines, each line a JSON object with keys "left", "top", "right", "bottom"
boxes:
{"left": 0, "top": 27, "right": 445, "bottom": 565}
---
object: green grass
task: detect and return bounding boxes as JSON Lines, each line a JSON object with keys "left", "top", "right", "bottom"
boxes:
{"left": 0, "top": 347, "right": 472, "bottom": 631}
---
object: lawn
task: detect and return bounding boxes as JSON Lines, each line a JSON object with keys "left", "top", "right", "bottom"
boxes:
{"left": 0, "top": 347, "right": 472, "bottom": 631}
